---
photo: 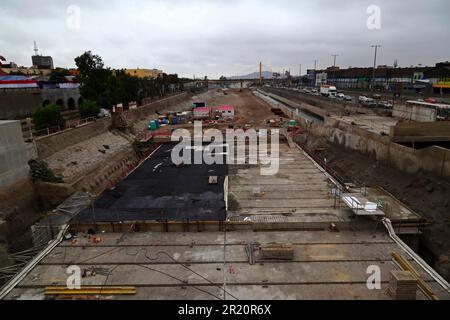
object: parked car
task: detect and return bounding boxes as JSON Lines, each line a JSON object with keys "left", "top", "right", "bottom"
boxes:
{"left": 344, "top": 95, "right": 353, "bottom": 101}
{"left": 360, "top": 97, "right": 376, "bottom": 107}
{"left": 359, "top": 96, "right": 369, "bottom": 103}
{"left": 336, "top": 93, "right": 346, "bottom": 100}
{"left": 424, "top": 97, "right": 437, "bottom": 103}
{"left": 378, "top": 101, "right": 393, "bottom": 109}
{"left": 372, "top": 94, "right": 382, "bottom": 100}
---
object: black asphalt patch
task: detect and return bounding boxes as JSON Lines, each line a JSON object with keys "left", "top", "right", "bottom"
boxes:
{"left": 73, "top": 143, "right": 228, "bottom": 223}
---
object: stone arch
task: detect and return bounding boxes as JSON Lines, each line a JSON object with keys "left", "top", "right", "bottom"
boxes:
{"left": 43, "top": 99, "right": 51, "bottom": 107}
{"left": 56, "top": 98, "right": 65, "bottom": 109}
{"left": 68, "top": 97, "right": 76, "bottom": 110}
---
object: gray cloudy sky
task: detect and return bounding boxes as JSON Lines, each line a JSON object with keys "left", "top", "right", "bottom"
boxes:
{"left": 1, "top": 0, "right": 449, "bottom": 78}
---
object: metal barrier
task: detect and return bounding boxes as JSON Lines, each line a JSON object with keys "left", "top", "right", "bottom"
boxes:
{"left": 33, "top": 116, "right": 97, "bottom": 138}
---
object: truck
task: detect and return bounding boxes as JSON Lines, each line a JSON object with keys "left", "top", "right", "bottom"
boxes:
{"left": 319, "top": 85, "right": 337, "bottom": 97}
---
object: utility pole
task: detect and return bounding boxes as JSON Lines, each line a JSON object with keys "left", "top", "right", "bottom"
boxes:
{"left": 371, "top": 45, "right": 381, "bottom": 90}
{"left": 331, "top": 54, "right": 339, "bottom": 85}
{"left": 259, "top": 62, "right": 262, "bottom": 86}
{"left": 299, "top": 64, "right": 302, "bottom": 77}
{"left": 313, "top": 60, "right": 318, "bottom": 70}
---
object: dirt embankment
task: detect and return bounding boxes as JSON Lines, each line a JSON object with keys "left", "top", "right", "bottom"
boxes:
{"left": 302, "top": 134, "right": 450, "bottom": 281}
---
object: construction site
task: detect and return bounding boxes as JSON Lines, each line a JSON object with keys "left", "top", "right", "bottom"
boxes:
{"left": 1, "top": 85, "right": 449, "bottom": 301}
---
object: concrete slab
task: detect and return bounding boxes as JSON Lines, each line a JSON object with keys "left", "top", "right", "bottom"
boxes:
{"left": 4, "top": 230, "right": 449, "bottom": 300}
{"left": 228, "top": 142, "right": 349, "bottom": 223}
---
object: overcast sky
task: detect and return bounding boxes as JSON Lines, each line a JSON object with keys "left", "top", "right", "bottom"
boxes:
{"left": 1, "top": 0, "right": 449, "bottom": 78}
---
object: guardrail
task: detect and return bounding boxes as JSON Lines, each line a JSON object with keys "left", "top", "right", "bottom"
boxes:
{"left": 33, "top": 116, "right": 97, "bottom": 138}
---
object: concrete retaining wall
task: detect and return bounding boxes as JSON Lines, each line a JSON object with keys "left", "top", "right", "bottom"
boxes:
{"left": 125, "top": 92, "right": 189, "bottom": 123}
{"left": 390, "top": 121, "right": 450, "bottom": 138}
{"left": 309, "top": 118, "right": 450, "bottom": 179}
{"left": 388, "top": 143, "right": 450, "bottom": 177}
{"left": 0, "top": 90, "right": 42, "bottom": 119}
{"left": 35, "top": 93, "right": 190, "bottom": 159}
{"left": 260, "top": 90, "right": 450, "bottom": 179}
{"left": 0, "top": 121, "right": 31, "bottom": 188}
{"left": 36, "top": 117, "right": 111, "bottom": 159}
{"left": 35, "top": 147, "right": 139, "bottom": 208}
{"left": 392, "top": 104, "right": 436, "bottom": 122}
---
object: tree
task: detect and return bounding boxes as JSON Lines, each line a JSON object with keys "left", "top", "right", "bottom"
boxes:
{"left": 29, "top": 159, "right": 64, "bottom": 183}
{"left": 48, "top": 68, "right": 70, "bottom": 84}
{"left": 78, "top": 99, "right": 100, "bottom": 118}
{"left": 75, "top": 51, "right": 113, "bottom": 107}
{"left": 32, "top": 103, "right": 63, "bottom": 130}
{"left": 74, "top": 51, "right": 183, "bottom": 108}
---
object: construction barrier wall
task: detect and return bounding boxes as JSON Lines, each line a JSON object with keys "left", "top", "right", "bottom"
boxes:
{"left": 309, "top": 118, "right": 450, "bottom": 179}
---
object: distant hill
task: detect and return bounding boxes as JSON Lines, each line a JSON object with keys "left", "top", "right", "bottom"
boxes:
{"left": 229, "top": 71, "right": 274, "bottom": 80}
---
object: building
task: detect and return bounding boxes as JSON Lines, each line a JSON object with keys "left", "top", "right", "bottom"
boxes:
{"left": 0, "top": 75, "right": 81, "bottom": 119}
{"left": 306, "top": 69, "right": 316, "bottom": 87}
{"left": 324, "top": 66, "right": 429, "bottom": 93}
{"left": 31, "top": 55, "right": 54, "bottom": 70}
{"left": 0, "top": 66, "right": 52, "bottom": 77}
{"left": 318, "top": 62, "right": 450, "bottom": 95}
{"left": 68, "top": 68, "right": 80, "bottom": 76}
{"left": 0, "top": 75, "right": 38, "bottom": 89}
{"left": 425, "top": 62, "right": 450, "bottom": 95}
{"left": 193, "top": 106, "right": 211, "bottom": 119}
{"left": 124, "top": 68, "right": 163, "bottom": 79}
{"left": 315, "top": 72, "right": 328, "bottom": 86}
{"left": 213, "top": 105, "right": 235, "bottom": 118}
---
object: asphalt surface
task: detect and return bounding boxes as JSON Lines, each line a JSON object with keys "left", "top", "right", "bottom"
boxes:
{"left": 73, "top": 143, "right": 228, "bottom": 223}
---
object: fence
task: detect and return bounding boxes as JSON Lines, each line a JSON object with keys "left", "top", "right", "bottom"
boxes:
{"left": 33, "top": 116, "right": 97, "bottom": 139}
